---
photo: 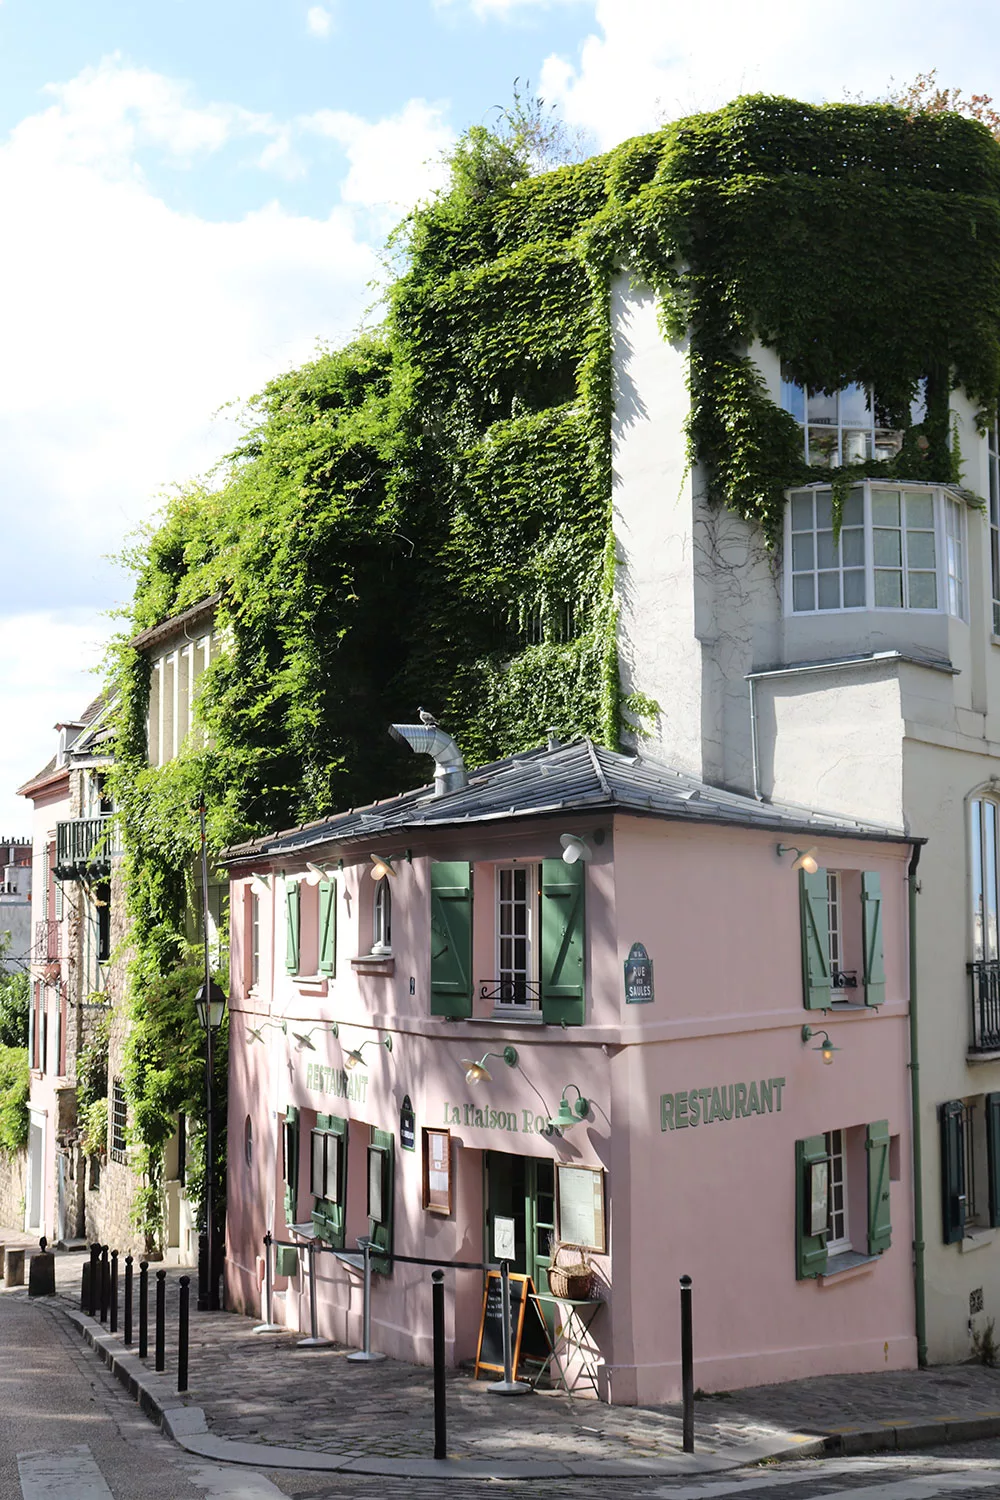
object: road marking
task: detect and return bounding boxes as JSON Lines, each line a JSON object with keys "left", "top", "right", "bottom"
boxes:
{"left": 185, "top": 1464, "right": 286, "bottom": 1497}
{"left": 652, "top": 1462, "right": 1000, "bottom": 1500}
{"left": 798, "top": 1470, "right": 1000, "bottom": 1499}
{"left": 17, "top": 1444, "right": 113, "bottom": 1500}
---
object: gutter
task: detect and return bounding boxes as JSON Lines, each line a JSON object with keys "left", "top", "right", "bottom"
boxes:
{"left": 908, "top": 840, "right": 927, "bottom": 1366}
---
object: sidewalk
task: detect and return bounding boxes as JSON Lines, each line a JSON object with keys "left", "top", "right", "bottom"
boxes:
{"left": 14, "top": 1239, "right": 1000, "bottom": 1480}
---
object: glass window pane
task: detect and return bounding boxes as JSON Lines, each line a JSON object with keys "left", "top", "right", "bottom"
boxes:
{"left": 908, "top": 571, "right": 937, "bottom": 609}
{"left": 972, "top": 799, "right": 984, "bottom": 961}
{"left": 816, "top": 492, "right": 833, "bottom": 530}
{"left": 808, "top": 429, "right": 838, "bottom": 466}
{"left": 842, "top": 528, "right": 865, "bottom": 567}
{"left": 874, "top": 429, "right": 904, "bottom": 461}
{"left": 817, "top": 572, "right": 840, "bottom": 610}
{"left": 842, "top": 488, "right": 863, "bottom": 527}
{"left": 907, "top": 531, "right": 936, "bottom": 570}
{"left": 987, "top": 803, "right": 999, "bottom": 962}
{"left": 791, "top": 533, "right": 814, "bottom": 569}
{"left": 906, "top": 492, "right": 934, "bottom": 529}
{"left": 807, "top": 388, "right": 838, "bottom": 424}
{"left": 781, "top": 368, "right": 805, "bottom": 423}
{"left": 792, "top": 574, "right": 815, "bottom": 611}
{"left": 843, "top": 570, "right": 865, "bottom": 607}
{"left": 874, "top": 529, "right": 902, "bottom": 567}
{"left": 839, "top": 384, "right": 870, "bottom": 426}
{"left": 910, "top": 379, "right": 928, "bottom": 426}
{"left": 875, "top": 570, "right": 903, "bottom": 607}
{"left": 842, "top": 430, "right": 870, "bottom": 465}
{"left": 816, "top": 531, "right": 837, "bottom": 570}
{"left": 790, "top": 492, "right": 813, "bottom": 530}
{"left": 872, "top": 491, "right": 900, "bottom": 526}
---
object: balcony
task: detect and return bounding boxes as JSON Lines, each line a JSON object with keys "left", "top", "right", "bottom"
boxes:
{"left": 480, "top": 978, "right": 542, "bottom": 1017}
{"left": 32, "top": 920, "right": 61, "bottom": 964}
{"left": 968, "top": 960, "right": 1000, "bottom": 1053}
{"left": 54, "top": 815, "right": 116, "bottom": 881}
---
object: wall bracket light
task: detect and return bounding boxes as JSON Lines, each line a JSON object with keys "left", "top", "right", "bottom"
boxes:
{"left": 344, "top": 1034, "right": 393, "bottom": 1072}
{"left": 459, "top": 1046, "right": 518, "bottom": 1084}
{"left": 559, "top": 833, "right": 593, "bottom": 865}
{"left": 249, "top": 874, "right": 272, "bottom": 897}
{"left": 547, "top": 1083, "right": 590, "bottom": 1131}
{"left": 306, "top": 862, "right": 338, "bottom": 885}
{"left": 369, "top": 850, "right": 412, "bottom": 881}
{"left": 777, "top": 843, "right": 819, "bottom": 874}
{"left": 801, "top": 1025, "right": 839, "bottom": 1065}
{"left": 292, "top": 1022, "right": 340, "bottom": 1051}
{"left": 246, "top": 1019, "right": 287, "bottom": 1044}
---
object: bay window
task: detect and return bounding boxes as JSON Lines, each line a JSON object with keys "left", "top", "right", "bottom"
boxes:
{"left": 786, "top": 484, "right": 966, "bottom": 619}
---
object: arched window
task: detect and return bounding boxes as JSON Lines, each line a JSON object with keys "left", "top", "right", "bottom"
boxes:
{"left": 373, "top": 880, "right": 392, "bottom": 955}
{"left": 970, "top": 794, "right": 1000, "bottom": 962}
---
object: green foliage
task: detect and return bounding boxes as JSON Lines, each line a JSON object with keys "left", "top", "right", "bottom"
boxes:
{"left": 80, "top": 1098, "right": 108, "bottom": 1160}
{"left": 0, "top": 1046, "right": 29, "bottom": 1154}
{"left": 0, "top": 967, "right": 28, "bottom": 1049}
{"left": 77, "top": 1013, "right": 110, "bottom": 1110}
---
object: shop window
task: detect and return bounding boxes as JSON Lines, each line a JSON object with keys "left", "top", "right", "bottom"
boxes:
{"left": 800, "top": 868, "right": 884, "bottom": 1008}
{"left": 372, "top": 880, "right": 391, "bottom": 956}
{"left": 940, "top": 1094, "right": 1000, "bottom": 1242}
{"left": 110, "top": 1078, "right": 128, "bottom": 1164}
{"left": 283, "top": 1106, "right": 300, "bottom": 1226}
{"left": 311, "top": 1113, "right": 348, "bottom": 1248}
{"left": 795, "top": 1120, "right": 891, "bottom": 1278}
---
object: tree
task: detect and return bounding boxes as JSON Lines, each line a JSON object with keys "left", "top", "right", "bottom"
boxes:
{"left": 0, "top": 935, "right": 28, "bottom": 1049}
{"left": 872, "top": 70, "right": 1000, "bottom": 140}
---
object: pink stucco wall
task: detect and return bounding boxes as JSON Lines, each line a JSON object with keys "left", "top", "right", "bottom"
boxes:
{"left": 225, "top": 812, "right": 915, "bottom": 1402}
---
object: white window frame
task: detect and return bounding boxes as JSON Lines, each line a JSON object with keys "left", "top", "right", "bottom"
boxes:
{"left": 784, "top": 482, "right": 968, "bottom": 621}
{"left": 825, "top": 1128, "right": 850, "bottom": 1254}
{"left": 827, "top": 872, "right": 842, "bottom": 975}
{"left": 781, "top": 371, "right": 926, "bottom": 469}
{"left": 372, "top": 880, "right": 392, "bottom": 956}
{"left": 990, "top": 421, "right": 1000, "bottom": 637}
{"left": 494, "top": 864, "right": 539, "bottom": 1012}
{"left": 250, "top": 893, "right": 260, "bottom": 988}
{"left": 970, "top": 796, "right": 1000, "bottom": 963}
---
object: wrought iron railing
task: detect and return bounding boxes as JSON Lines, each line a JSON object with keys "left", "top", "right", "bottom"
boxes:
{"left": 32, "top": 919, "right": 60, "bottom": 963}
{"left": 55, "top": 815, "right": 116, "bottom": 878}
{"left": 479, "top": 978, "right": 541, "bottom": 1010}
{"left": 968, "top": 960, "right": 1000, "bottom": 1052}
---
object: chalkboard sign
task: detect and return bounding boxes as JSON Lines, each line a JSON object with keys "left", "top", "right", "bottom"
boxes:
{"left": 474, "top": 1271, "right": 552, "bottom": 1381}
{"left": 624, "top": 941, "right": 654, "bottom": 1003}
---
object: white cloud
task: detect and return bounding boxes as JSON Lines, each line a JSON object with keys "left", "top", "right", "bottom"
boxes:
{"left": 436, "top": 0, "right": 583, "bottom": 16}
{"left": 538, "top": 0, "right": 1000, "bottom": 148}
{"left": 303, "top": 99, "right": 453, "bottom": 212}
{"left": 306, "top": 5, "right": 334, "bottom": 37}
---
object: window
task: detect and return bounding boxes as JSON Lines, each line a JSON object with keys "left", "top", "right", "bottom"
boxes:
{"left": 110, "top": 1078, "right": 128, "bottom": 1164}
{"left": 799, "top": 868, "right": 882, "bottom": 1007}
{"left": 825, "top": 1129, "right": 850, "bottom": 1253}
{"left": 970, "top": 797, "right": 1000, "bottom": 963}
{"left": 283, "top": 1106, "right": 299, "bottom": 1225}
{"left": 786, "top": 485, "right": 966, "bottom": 618}
{"left": 940, "top": 1094, "right": 1000, "bottom": 1241}
{"left": 373, "top": 880, "right": 392, "bottom": 955}
{"left": 781, "top": 369, "right": 925, "bottom": 468}
{"left": 827, "top": 872, "right": 842, "bottom": 975}
{"left": 795, "top": 1121, "right": 892, "bottom": 1278}
{"left": 250, "top": 894, "right": 260, "bottom": 988}
{"left": 311, "top": 1113, "right": 347, "bottom": 1246}
{"left": 991, "top": 422, "right": 1000, "bottom": 637}
{"left": 494, "top": 865, "right": 538, "bottom": 1012}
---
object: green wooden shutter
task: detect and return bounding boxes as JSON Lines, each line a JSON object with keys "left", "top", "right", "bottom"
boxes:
{"left": 940, "top": 1100, "right": 966, "bottom": 1245}
{"left": 285, "top": 881, "right": 301, "bottom": 975}
{"left": 795, "top": 1134, "right": 829, "bottom": 1279}
{"left": 540, "top": 858, "right": 585, "bottom": 1026}
{"left": 311, "top": 1112, "right": 348, "bottom": 1249}
{"left": 862, "top": 872, "right": 885, "bottom": 1007}
{"left": 430, "top": 862, "right": 473, "bottom": 1018}
{"left": 987, "top": 1093, "right": 1000, "bottom": 1229}
{"left": 368, "top": 1127, "right": 394, "bottom": 1274}
{"left": 318, "top": 880, "right": 336, "bottom": 977}
{"left": 800, "top": 868, "right": 830, "bottom": 1009}
{"left": 283, "top": 1106, "right": 299, "bottom": 1226}
{"left": 866, "top": 1119, "right": 892, "bottom": 1255}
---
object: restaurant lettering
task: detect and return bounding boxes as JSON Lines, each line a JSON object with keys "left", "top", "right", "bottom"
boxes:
{"left": 444, "top": 1102, "right": 555, "bottom": 1137}
{"left": 305, "top": 1061, "right": 369, "bottom": 1103}
{"left": 660, "top": 1077, "right": 786, "bottom": 1131}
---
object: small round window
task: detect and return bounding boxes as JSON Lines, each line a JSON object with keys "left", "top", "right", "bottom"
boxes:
{"left": 244, "top": 1115, "right": 253, "bottom": 1168}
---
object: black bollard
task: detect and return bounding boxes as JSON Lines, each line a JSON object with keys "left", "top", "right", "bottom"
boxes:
{"left": 100, "top": 1246, "right": 110, "bottom": 1324}
{"left": 88, "top": 1244, "right": 100, "bottom": 1318}
{"left": 124, "top": 1255, "right": 133, "bottom": 1346}
{"left": 177, "top": 1275, "right": 190, "bottom": 1393}
{"left": 138, "top": 1261, "right": 149, "bottom": 1359}
{"left": 680, "top": 1274, "right": 694, "bottom": 1454}
{"left": 81, "top": 1261, "right": 89, "bottom": 1312}
{"left": 432, "top": 1269, "right": 446, "bottom": 1460}
{"left": 155, "top": 1269, "right": 166, "bottom": 1373}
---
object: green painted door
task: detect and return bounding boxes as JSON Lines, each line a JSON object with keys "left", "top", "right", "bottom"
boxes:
{"left": 485, "top": 1152, "right": 556, "bottom": 1332}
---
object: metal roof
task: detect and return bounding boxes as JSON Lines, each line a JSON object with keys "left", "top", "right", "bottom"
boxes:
{"left": 222, "top": 737, "right": 917, "bottom": 863}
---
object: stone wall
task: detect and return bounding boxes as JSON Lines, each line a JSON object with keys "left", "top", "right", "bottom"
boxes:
{"left": 0, "top": 1148, "right": 27, "bottom": 1231}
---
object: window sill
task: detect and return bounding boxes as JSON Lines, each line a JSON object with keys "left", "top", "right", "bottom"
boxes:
{"left": 967, "top": 1048, "right": 1000, "bottom": 1065}
{"left": 489, "top": 1008, "right": 544, "bottom": 1025}
{"left": 351, "top": 955, "right": 395, "bottom": 978}
{"left": 819, "top": 1250, "right": 881, "bottom": 1285}
{"left": 961, "top": 1228, "right": 997, "bottom": 1254}
{"left": 294, "top": 975, "right": 329, "bottom": 995}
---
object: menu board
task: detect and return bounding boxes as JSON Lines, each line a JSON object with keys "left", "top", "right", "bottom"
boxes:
{"left": 556, "top": 1164, "right": 606, "bottom": 1252}
{"left": 474, "top": 1271, "right": 552, "bottom": 1380}
{"left": 422, "top": 1128, "right": 452, "bottom": 1215}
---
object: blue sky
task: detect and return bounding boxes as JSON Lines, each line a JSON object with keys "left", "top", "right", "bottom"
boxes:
{"left": 1, "top": 0, "right": 997, "bottom": 829}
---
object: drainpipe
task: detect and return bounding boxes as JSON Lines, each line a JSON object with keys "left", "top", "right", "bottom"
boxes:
{"left": 908, "top": 841, "right": 927, "bottom": 1367}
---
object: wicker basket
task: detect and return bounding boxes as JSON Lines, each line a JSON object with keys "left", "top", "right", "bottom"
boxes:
{"left": 547, "top": 1244, "right": 592, "bottom": 1300}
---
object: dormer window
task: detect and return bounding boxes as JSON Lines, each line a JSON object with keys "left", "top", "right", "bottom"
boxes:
{"left": 786, "top": 484, "right": 966, "bottom": 619}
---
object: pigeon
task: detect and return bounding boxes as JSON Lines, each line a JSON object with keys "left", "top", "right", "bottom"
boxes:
{"left": 418, "top": 706, "right": 438, "bottom": 727}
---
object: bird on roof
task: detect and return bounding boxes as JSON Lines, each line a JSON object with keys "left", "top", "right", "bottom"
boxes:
{"left": 418, "top": 707, "right": 438, "bottom": 727}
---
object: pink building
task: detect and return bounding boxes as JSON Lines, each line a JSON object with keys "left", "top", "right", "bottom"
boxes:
{"left": 223, "top": 729, "right": 918, "bottom": 1402}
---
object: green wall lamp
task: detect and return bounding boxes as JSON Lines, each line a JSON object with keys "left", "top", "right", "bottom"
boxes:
{"left": 460, "top": 1047, "right": 518, "bottom": 1084}
{"left": 292, "top": 1022, "right": 340, "bottom": 1051}
{"left": 777, "top": 843, "right": 819, "bottom": 874}
{"left": 344, "top": 1034, "right": 393, "bottom": 1072}
{"left": 548, "top": 1083, "right": 590, "bottom": 1130}
{"left": 801, "top": 1025, "right": 839, "bottom": 1065}
{"left": 246, "top": 1019, "right": 287, "bottom": 1043}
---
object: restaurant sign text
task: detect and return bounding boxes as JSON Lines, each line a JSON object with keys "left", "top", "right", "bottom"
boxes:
{"left": 661, "top": 1077, "right": 786, "bottom": 1131}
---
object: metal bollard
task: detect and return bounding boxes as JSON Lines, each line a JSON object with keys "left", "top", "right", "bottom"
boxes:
{"left": 177, "top": 1276, "right": 190, "bottom": 1393}
{"left": 110, "top": 1251, "right": 119, "bottom": 1334}
{"left": 124, "top": 1255, "right": 133, "bottom": 1346}
{"left": 680, "top": 1274, "right": 694, "bottom": 1454}
{"left": 80, "top": 1261, "right": 88, "bottom": 1312}
{"left": 100, "top": 1246, "right": 110, "bottom": 1324}
{"left": 155, "top": 1269, "right": 166, "bottom": 1373}
{"left": 488, "top": 1259, "right": 529, "bottom": 1396}
{"left": 138, "top": 1261, "right": 149, "bottom": 1359}
{"left": 346, "top": 1237, "right": 386, "bottom": 1363}
{"left": 432, "top": 1269, "right": 446, "bottom": 1459}
{"left": 253, "top": 1231, "right": 282, "bottom": 1334}
{"left": 88, "top": 1244, "right": 100, "bottom": 1318}
{"left": 297, "top": 1239, "right": 331, "bottom": 1348}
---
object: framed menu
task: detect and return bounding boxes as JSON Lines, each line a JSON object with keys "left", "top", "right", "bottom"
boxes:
{"left": 556, "top": 1164, "right": 606, "bottom": 1252}
{"left": 422, "top": 1128, "right": 452, "bottom": 1215}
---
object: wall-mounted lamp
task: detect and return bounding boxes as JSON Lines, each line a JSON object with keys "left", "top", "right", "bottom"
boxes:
{"left": 460, "top": 1046, "right": 518, "bottom": 1084}
{"left": 560, "top": 833, "right": 593, "bottom": 865}
{"left": 547, "top": 1083, "right": 590, "bottom": 1131}
{"left": 343, "top": 1034, "right": 393, "bottom": 1072}
{"left": 369, "top": 851, "right": 412, "bottom": 881}
{"left": 777, "top": 843, "right": 819, "bottom": 874}
{"left": 801, "top": 1025, "right": 839, "bottom": 1065}
{"left": 249, "top": 874, "right": 272, "bottom": 897}
{"left": 292, "top": 1022, "right": 340, "bottom": 1051}
{"left": 246, "top": 1019, "right": 287, "bottom": 1043}
{"left": 306, "top": 861, "right": 338, "bottom": 885}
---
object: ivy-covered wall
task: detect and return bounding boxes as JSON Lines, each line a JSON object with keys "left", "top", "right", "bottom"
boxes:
{"left": 107, "top": 95, "right": 1000, "bottom": 1237}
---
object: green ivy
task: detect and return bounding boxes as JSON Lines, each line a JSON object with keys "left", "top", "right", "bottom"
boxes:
{"left": 0, "top": 1046, "right": 29, "bottom": 1155}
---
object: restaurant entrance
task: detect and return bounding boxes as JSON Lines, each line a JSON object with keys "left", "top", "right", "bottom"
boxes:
{"left": 484, "top": 1150, "right": 555, "bottom": 1298}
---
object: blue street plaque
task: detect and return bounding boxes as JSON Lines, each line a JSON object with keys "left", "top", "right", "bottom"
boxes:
{"left": 624, "top": 942, "right": 654, "bottom": 1004}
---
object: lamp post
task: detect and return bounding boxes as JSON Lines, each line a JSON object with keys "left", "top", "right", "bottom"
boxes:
{"left": 195, "top": 791, "right": 227, "bottom": 1312}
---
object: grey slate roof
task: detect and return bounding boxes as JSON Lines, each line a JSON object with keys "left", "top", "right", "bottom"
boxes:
{"left": 222, "top": 738, "right": 917, "bottom": 864}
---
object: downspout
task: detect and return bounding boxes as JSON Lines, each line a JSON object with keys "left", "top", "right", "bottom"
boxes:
{"left": 908, "top": 841, "right": 927, "bottom": 1367}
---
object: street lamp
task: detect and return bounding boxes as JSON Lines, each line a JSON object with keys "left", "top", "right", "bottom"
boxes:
{"left": 196, "top": 791, "right": 227, "bottom": 1312}
{"left": 195, "top": 979, "right": 227, "bottom": 1031}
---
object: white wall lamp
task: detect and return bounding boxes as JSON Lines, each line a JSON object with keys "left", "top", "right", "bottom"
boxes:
{"left": 369, "top": 850, "right": 412, "bottom": 881}
{"left": 547, "top": 1083, "right": 590, "bottom": 1131}
{"left": 801, "top": 1025, "right": 839, "bottom": 1065}
{"left": 343, "top": 1034, "right": 393, "bottom": 1072}
{"left": 305, "top": 862, "right": 338, "bottom": 885}
{"left": 247, "top": 1019, "right": 287, "bottom": 1044}
{"left": 249, "top": 874, "right": 272, "bottom": 897}
{"left": 559, "top": 831, "right": 604, "bottom": 864}
{"left": 460, "top": 1047, "right": 518, "bottom": 1084}
{"left": 776, "top": 843, "right": 819, "bottom": 874}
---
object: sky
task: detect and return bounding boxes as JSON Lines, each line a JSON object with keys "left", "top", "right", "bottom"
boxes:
{"left": 1, "top": 0, "right": 998, "bottom": 831}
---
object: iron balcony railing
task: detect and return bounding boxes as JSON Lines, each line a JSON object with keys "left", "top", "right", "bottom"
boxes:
{"left": 32, "top": 919, "right": 60, "bottom": 964}
{"left": 479, "top": 978, "right": 541, "bottom": 1010}
{"left": 54, "top": 815, "right": 116, "bottom": 880}
{"left": 968, "top": 960, "right": 1000, "bottom": 1052}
